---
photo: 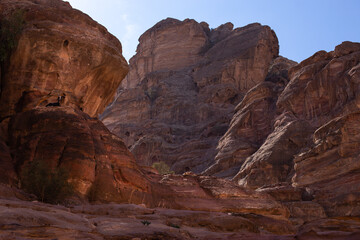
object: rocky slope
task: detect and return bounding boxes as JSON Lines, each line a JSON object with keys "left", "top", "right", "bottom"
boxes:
{"left": 101, "top": 18, "right": 279, "bottom": 173}
{"left": 1, "top": 187, "right": 360, "bottom": 240}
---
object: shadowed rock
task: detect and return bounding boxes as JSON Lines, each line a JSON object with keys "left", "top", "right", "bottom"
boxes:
{"left": 101, "top": 18, "right": 279, "bottom": 173}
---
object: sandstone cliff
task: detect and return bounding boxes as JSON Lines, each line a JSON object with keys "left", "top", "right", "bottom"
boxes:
{"left": 0, "top": 0, "right": 292, "bottom": 224}
{"left": 0, "top": 0, "right": 143, "bottom": 203}
{"left": 1, "top": 0, "right": 360, "bottom": 239}
{"left": 101, "top": 18, "right": 279, "bottom": 173}
{"left": 214, "top": 41, "right": 360, "bottom": 224}
{"left": 0, "top": 0, "right": 128, "bottom": 119}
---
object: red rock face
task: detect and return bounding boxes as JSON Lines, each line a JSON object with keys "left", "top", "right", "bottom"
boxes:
{"left": 101, "top": 19, "right": 279, "bottom": 173}
{"left": 8, "top": 107, "right": 152, "bottom": 203}
{"left": 0, "top": 2, "right": 293, "bottom": 228}
{"left": 0, "top": 0, "right": 128, "bottom": 118}
{"left": 0, "top": 0, "right": 140, "bottom": 202}
{"left": 218, "top": 41, "right": 360, "bottom": 219}
{"left": 2, "top": 0, "right": 360, "bottom": 238}
{"left": 205, "top": 57, "right": 298, "bottom": 179}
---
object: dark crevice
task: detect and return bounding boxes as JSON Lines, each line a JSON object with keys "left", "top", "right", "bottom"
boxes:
{"left": 57, "top": 138, "right": 69, "bottom": 167}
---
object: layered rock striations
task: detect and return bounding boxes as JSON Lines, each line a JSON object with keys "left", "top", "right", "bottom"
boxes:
{"left": 0, "top": 1, "right": 292, "bottom": 228}
{"left": 0, "top": 0, "right": 128, "bottom": 119}
{"left": 1, "top": 0, "right": 360, "bottom": 238}
{"left": 0, "top": 0, "right": 145, "bottom": 203}
{"left": 205, "top": 57, "right": 298, "bottom": 178}
{"left": 101, "top": 18, "right": 279, "bottom": 173}
{"left": 220, "top": 41, "right": 360, "bottom": 219}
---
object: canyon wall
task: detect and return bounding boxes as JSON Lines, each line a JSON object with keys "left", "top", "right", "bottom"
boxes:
{"left": 101, "top": 18, "right": 279, "bottom": 173}
{"left": 1, "top": 0, "right": 360, "bottom": 238}
{"left": 0, "top": 0, "right": 149, "bottom": 203}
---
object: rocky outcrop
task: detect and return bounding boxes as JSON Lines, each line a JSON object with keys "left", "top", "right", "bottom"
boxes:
{"left": 0, "top": 2, "right": 314, "bottom": 231}
{"left": 293, "top": 111, "right": 360, "bottom": 217}
{"left": 0, "top": 0, "right": 128, "bottom": 119}
{"left": 8, "top": 107, "right": 152, "bottom": 203}
{"left": 0, "top": 0, "right": 138, "bottom": 202}
{"left": 210, "top": 41, "right": 360, "bottom": 220}
{"left": 204, "top": 56, "right": 297, "bottom": 178}
{"left": 2, "top": 197, "right": 360, "bottom": 239}
{"left": 101, "top": 18, "right": 279, "bottom": 173}
{"left": 208, "top": 41, "right": 360, "bottom": 190}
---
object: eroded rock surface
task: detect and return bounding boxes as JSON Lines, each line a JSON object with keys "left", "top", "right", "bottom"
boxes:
{"left": 8, "top": 107, "right": 152, "bottom": 203}
{"left": 205, "top": 56, "right": 297, "bottom": 179}
{"left": 101, "top": 18, "right": 279, "bottom": 173}
{"left": 0, "top": 0, "right": 128, "bottom": 118}
{"left": 0, "top": 0, "right": 142, "bottom": 203}
{"left": 0, "top": 198, "right": 296, "bottom": 240}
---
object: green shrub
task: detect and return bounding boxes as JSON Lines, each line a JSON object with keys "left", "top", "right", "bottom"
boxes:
{"left": 151, "top": 161, "right": 174, "bottom": 175}
{"left": 0, "top": 9, "right": 25, "bottom": 63}
{"left": 20, "top": 161, "right": 74, "bottom": 204}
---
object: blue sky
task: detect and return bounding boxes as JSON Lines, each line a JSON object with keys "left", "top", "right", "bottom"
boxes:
{"left": 67, "top": 0, "right": 360, "bottom": 63}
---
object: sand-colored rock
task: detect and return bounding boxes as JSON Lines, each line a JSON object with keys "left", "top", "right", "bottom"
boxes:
{"left": 101, "top": 19, "right": 279, "bottom": 173}
{"left": 0, "top": 0, "right": 128, "bottom": 118}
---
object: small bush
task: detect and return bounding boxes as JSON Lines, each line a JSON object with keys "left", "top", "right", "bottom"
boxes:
{"left": 151, "top": 161, "right": 174, "bottom": 175}
{"left": 20, "top": 161, "right": 74, "bottom": 204}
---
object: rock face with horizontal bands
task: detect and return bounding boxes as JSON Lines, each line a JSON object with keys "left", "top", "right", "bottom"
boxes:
{"left": 101, "top": 18, "right": 279, "bottom": 173}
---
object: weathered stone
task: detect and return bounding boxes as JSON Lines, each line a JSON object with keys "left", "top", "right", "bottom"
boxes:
{"left": 204, "top": 56, "right": 297, "bottom": 179}
{"left": 296, "top": 217, "right": 360, "bottom": 240}
{"left": 277, "top": 42, "right": 360, "bottom": 127}
{"left": 101, "top": 19, "right": 279, "bottom": 173}
{"left": 293, "top": 112, "right": 360, "bottom": 217}
{"left": 0, "top": 199, "right": 296, "bottom": 239}
{"left": 233, "top": 118, "right": 313, "bottom": 188}
{"left": 8, "top": 107, "right": 152, "bottom": 203}
{"left": 0, "top": 0, "right": 128, "bottom": 118}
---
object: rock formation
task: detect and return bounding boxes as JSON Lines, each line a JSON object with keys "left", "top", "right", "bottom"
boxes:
{"left": 220, "top": 41, "right": 360, "bottom": 221}
{"left": 0, "top": 0, "right": 142, "bottom": 202}
{"left": 1, "top": 0, "right": 360, "bottom": 239}
{"left": 0, "top": 0, "right": 128, "bottom": 119}
{"left": 101, "top": 16, "right": 360, "bottom": 237}
{"left": 101, "top": 18, "right": 279, "bottom": 173}
{"left": 0, "top": 0, "right": 293, "bottom": 225}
